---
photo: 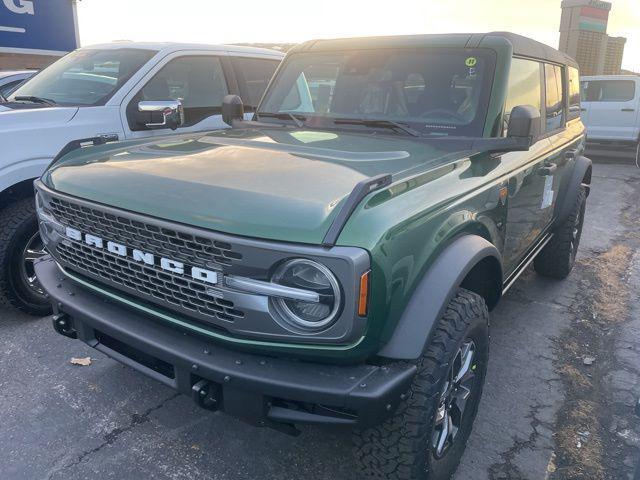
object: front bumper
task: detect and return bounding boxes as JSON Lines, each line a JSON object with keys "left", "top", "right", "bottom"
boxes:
{"left": 36, "top": 257, "right": 415, "bottom": 429}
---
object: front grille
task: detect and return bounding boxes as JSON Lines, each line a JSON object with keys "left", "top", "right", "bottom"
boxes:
{"left": 49, "top": 197, "right": 245, "bottom": 324}
{"left": 49, "top": 197, "right": 242, "bottom": 267}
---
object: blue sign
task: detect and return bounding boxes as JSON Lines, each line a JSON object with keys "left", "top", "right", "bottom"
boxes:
{"left": 0, "top": 0, "right": 78, "bottom": 55}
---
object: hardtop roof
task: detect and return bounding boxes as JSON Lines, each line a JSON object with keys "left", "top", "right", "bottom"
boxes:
{"left": 292, "top": 32, "right": 578, "bottom": 68}
{"left": 80, "top": 42, "right": 284, "bottom": 58}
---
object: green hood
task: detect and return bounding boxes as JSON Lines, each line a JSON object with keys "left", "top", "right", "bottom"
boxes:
{"left": 44, "top": 128, "right": 469, "bottom": 244}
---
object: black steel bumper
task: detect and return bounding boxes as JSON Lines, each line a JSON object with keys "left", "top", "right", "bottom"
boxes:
{"left": 36, "top": 257, "right": 415, "bottom": 429}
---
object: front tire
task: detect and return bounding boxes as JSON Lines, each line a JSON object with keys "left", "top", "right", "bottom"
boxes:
{"left": 353, "top": 289, "right": 489, "bottom": 480}
{"left": 0, "top": 198, "right": 51, "bottom": 316}
{"left": 534, "top": 187, "right": 587, "bottom": 279}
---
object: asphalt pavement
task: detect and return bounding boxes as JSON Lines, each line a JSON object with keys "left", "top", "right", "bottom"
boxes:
{"left": 1, "top": 163, "right": 639, "bottom": 480}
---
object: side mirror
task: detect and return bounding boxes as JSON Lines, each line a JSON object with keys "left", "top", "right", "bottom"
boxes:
{"left": 137, "top": 100, "right": 184, "bottom": 130}
{"left": 222, "top": 95, "right": 244, "bottom": 127}
{"left": 507, "top": 105, "right": 541, "bottom": 147}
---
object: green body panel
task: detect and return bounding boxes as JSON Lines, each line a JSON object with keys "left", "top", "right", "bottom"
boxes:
{"left": 41, "top": 34, "right": 586, "bottom": 362}
{"left": 43, "top": 129, "right": 473, "bottom": 245}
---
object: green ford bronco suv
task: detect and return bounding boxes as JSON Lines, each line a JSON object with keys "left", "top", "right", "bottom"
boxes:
{"left": 35, "top": 32, "right": 591, "bottom": 479}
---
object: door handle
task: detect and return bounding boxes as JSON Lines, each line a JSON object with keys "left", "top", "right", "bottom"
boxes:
{"left": 538, "top": 163, "right": 557, "bottom": 176}
{"left": 621, "top": 108, "right": 636, "bottom": 112}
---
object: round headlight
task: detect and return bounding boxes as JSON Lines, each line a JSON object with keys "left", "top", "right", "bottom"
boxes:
{"left": 271, "top": 259, "right": 342, "bottom": 332}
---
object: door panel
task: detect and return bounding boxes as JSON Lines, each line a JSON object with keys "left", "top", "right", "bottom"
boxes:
{"left": 501, "top": 138, "right": 554, "bottom": 274}
{"left": 582, "top": 79, "right": 638, "bottom": 141}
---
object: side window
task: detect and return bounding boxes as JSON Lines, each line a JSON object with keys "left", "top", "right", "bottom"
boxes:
{"left": 0, "top": 79, "right": 23, "bottom": 98}
{"left": 504, "top": 58, "right": 542, "bottom": 134}
{"left": 583, "top": 80, "right": 636, "bottom": 102}
{"left": 568, "top": 67, "right": 581, "bottom": 120}
{"left": 139, "top": 56, "right": 228, "bottom": 127}
{"left": 231, "top": 57, "right": 280, "bottom": 109}
{"left": 544, "top": 64, "right": 564, "bottom": 132}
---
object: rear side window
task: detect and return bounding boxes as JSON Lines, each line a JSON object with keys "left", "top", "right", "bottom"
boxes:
{"left": 582, "top": 80, "right": 636, "bottom": 102}
{"left": 568, "top": 67, "right": 581, "bottom": 120}
{"left": 232, "top": 57, "right": 280, "bottom": 109}
{"left": 504, "top": 58, "right": 541, "bottom": 133}
{"left": 544, "top": 64, "right": 565, "bottom": 132}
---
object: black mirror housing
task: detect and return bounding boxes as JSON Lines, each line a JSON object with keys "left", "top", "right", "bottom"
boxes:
{"left": 507, "top": 105, "right": 541, "bottom": 142}
{"left": 222, "top": 95, "right": 245, "bottom": 127}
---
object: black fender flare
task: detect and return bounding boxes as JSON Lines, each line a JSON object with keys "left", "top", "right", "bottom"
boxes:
{"left": 554, "top": 155, "right": 592, "bottom": 229}
{"left": 377, "top": 235, "right": 502, "bottom": 360}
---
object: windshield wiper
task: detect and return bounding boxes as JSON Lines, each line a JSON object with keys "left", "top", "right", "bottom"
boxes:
{"left": 333, "top": 119, "right": 421, "bottom": 137}
{"left": 256, "top": 111, "right": 305, "bottom": 128}
{"left": 13, "top": 95, "right": 57, "bottom": 107}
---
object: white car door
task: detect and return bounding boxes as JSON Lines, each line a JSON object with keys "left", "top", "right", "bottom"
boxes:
{"left": 120, "top": 51, "right": 231, "bottom": 139}
{"left": 582, "top": 79, "right": 639, "bottom": 141}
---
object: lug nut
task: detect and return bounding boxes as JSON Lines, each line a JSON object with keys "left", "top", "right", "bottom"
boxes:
{"left": 192, "top": 364, "right": 198, "bottom": 371}
{"left": 223, "top": 375, "right": 231, "bottom": 383}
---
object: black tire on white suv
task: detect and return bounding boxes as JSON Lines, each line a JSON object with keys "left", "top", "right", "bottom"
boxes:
{"left": 0, "top": 198, "right": 52, "bottom": 315}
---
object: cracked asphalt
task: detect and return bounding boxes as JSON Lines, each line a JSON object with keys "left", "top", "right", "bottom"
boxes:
{"left": 1, "top": 162, "right": 639, "bottom": 480}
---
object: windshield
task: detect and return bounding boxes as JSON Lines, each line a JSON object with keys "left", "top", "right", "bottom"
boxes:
{"left": 259, "top": 48, "right": 496, "bottom": 136}
{"left": 8, "top": 48, "right": 156, "bottom": 106}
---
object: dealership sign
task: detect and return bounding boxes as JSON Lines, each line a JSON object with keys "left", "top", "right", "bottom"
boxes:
{"left": 0, "top": 0, "right": 79, "bottom": 55}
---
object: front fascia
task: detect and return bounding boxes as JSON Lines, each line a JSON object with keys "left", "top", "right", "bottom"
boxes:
{"left": 36, "top": 181, "right": 375, "bottom": 361}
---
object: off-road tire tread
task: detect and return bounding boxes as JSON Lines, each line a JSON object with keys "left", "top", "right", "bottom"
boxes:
{"left": 534, "top": 187, "right": 586, "bottom": 279}
{"left": 353, "top": 289, "right": 488, "bottom": 480}
{"left": 0, "top": 197, "right": 42, "bottom": 313}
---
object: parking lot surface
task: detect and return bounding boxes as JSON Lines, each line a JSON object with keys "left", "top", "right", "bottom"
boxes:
{"left": 1, "top": 163, "right": 639, "bottom": 480}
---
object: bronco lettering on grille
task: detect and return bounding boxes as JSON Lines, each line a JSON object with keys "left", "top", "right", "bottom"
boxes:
{"left": 64, "top": 226, "right": 219, "bottom": 285}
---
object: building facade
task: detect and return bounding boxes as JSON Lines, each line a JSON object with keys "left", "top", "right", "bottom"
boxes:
{"left": 559, "top": 0, "right": 626, "bottom": 75}
{"left": 0, "top": 0, "right": 78, "bottom": 71}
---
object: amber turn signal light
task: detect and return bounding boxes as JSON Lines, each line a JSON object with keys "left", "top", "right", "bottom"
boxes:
{"left": 358, "top": 270, "right": 370, "bottom": 317}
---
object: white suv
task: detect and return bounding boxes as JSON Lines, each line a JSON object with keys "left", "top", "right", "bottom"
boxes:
{"left": 0, "top": 42, "right": 283, "bottom": 314}
{"left": 581, "top": 75, "right": 640, "bottom": 160}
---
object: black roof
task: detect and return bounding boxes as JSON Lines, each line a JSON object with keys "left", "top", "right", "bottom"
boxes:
{"left": 294, "top": 32, "right": 578, "bottom": 68}
{"left": 491, "top": 32, "right": 578, "bottom": 68}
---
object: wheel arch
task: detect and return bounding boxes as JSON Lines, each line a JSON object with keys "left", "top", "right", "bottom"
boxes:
{"left": 377, "top": 235, "right": 502, "bottom": 360}
{"left": 0, "top": 177, "right": 38, "bottom": 210}
{"left": 554, "top": 155, "right": 592, "bottom": 229}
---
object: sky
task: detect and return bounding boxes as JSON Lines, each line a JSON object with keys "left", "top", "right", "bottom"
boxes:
{"left": 76, "top": 0, "right": 640, "bottom": 72}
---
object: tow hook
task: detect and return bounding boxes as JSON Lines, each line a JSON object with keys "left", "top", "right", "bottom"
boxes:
{"left": 192, "top": 379, "right": 221, "bottom": 411}
{"left": 52, "top": 313, "right": 77, "bottom": 339}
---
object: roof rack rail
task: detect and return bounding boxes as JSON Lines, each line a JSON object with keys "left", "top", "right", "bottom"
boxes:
{"left": 322, "top": 173, "right": 392, "bottom": 247}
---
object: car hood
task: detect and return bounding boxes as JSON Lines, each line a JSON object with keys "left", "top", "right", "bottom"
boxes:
{"left": 43, "top": 128, "right": 471, "bottom": 244}
{"left": 0, "top": 104, "right": 79, "bottom": 129}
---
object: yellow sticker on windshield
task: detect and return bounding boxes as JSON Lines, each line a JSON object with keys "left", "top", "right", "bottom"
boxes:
{"left": 465, "top": 57, "right": 477, "bottom": 67}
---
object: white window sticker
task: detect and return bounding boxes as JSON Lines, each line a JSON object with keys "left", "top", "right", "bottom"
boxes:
{"left": 541, "top": 175, "right": 554, "bottom": 209}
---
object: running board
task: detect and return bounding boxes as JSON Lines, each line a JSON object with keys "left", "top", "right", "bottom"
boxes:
{"left": 502, "top": 233, "right": 554, "bottom": 294}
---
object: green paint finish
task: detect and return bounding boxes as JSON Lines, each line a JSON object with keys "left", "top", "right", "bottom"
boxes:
{"left": 44, "top": 129, "right": 470, "bottom": 245}
{"left": 41, "top": 33, "right": 586, "bottom": 362}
